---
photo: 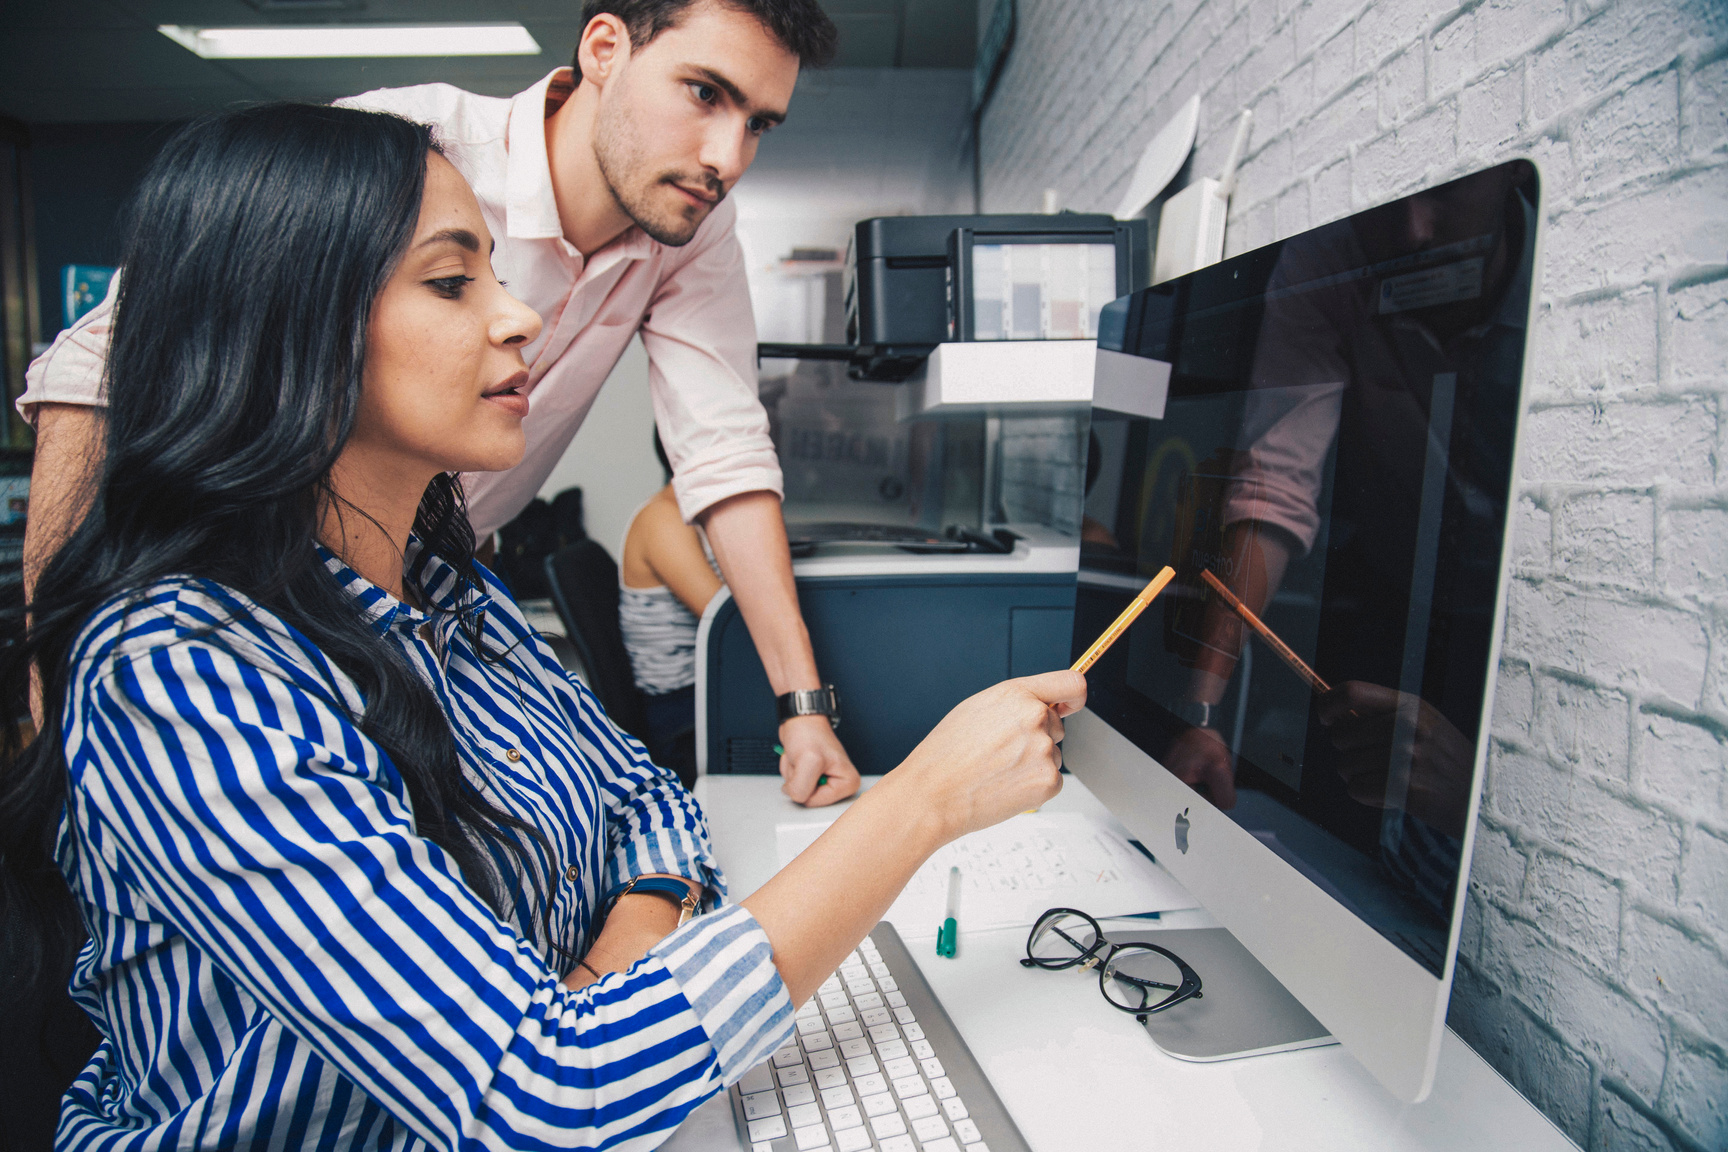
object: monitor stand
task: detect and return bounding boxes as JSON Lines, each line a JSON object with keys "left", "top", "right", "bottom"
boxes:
{"left": 1105, "top": 926, "right": 1338, "bottom": 1061}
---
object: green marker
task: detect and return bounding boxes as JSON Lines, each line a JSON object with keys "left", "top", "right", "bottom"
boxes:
{"left": 935, "top": 866, "right": 960, "bottom": 958}
{"left": 773, "top": 744, "right": 826, "bottom": 788}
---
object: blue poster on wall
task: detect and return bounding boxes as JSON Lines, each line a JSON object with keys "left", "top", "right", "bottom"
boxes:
{"left": 61, "top": 264, "right": 116, "bottom": 329}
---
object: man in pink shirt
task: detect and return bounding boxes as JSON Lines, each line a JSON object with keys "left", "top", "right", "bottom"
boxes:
{"left": 19, "top": 0, "right": 861, "bottom": 805}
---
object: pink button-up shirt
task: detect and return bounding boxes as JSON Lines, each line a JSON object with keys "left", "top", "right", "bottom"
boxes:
{"left": 19, "top": 68, "right": 781, "bottom": 538}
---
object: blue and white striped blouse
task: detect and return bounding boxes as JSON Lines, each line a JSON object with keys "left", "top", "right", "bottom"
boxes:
{"left": 53, "top": 540, "right": 794, "bottom": 1150}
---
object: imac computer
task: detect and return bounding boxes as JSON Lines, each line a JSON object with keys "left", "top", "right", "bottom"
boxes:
{"left": 1064, "top": 159, "right": 1542, "bottom": 1102}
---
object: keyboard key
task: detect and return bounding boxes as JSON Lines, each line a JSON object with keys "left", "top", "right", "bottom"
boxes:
{"left": 884, "top": 1057, "right": 918, "bottom": 1079}
{"left": 894, "top": 1007, "right": 918, "bottom": 1026}
{"left": 912, "top": 1115, "right": 949, "bottom": 1141}
{"left": 836, "top": 1128, "right": 872, "bottom": 1152}
{"left": 827, "top": 1104, "right": 864, "bottom": 1130}
{"left": 922, "top": 1139, "right": 961, "bottom": 1152}
{"left": 876, "top": 1039, "right": 910, "bottom": 1060}
{"left": 854, "top": 992, "right": 885, "bottom": 1011}
{"left": 784, "top": 1083, "right": 816, "bottom": 1107}
{"left": 942, "top": 1097, "right": 969, "bottom": 1121}
{"left": 861, "top": 1091, "right": 897, "bottom": 1117}
{"left": 820, "top": 1085, "right": 854, "bottom": 1109}
{"left": 747, "top": 1116, "right": 788, "bottom": 1142}
{"left": 826, "top": 1005, "right": 857, "bottom": 1024}
{"left": 929, "top": 1077, "right": 956, "bottom": 1099}
{"left": 870, "top": 1112, "right": 908, "bottom": 1139}
{"left": 809, "top": 1049, "right": 842, "bottom": 1071}
{"left": 739, "top": 1063, "right": 776, "bottom": 1095}
{"left": 920, "top": 1058, "right": 945, "bottom": 1079}
{"left": 838, "top": 1038, "right": 872, "bottom": 1060}
{"left": 821, "top": 992, "right": 848, "bottom": 1010}
{"left": 793, "top": 1123, "right": 831, "bottom": 1151}
{"left": 902, "top": 1093, "right": 938, "bottom": 1120}
{"left": 891, "top": 1074, "right": 925, "bottom": 1099}
{"left": 862, "top": 1007, "right": 892, "bottom": 1027}
{"left": 753, "top": 1142, "right": 774, "bottom": 1152}
{"left": 742, "top": 1090, "right": 781, "bottom": 1120}
{"left": 845, "top": 1055, "right": 879, "bottom": 1079}
{"left": 787, "top": 1102, "right": 822, "bottom": 1129}
{"left": 963, "top": 1144, "right": 990, "bottom": 1152}
{"left": 774, "top": 1046, "right": 803, "bottom": 1067}
{"left": 900, "top": 1021, "right": 922, "bottom": 1040}
{"left": 820, "top": 975, "right": 842, "bottom": 993}
{"left": 878, "top": 977, "right": 899, "bottom": 993}
{"left": 779, "top": 1065, "right": 811, "bottom": 1087}
{"left": 854, "top": 1071, "right": 888, "bottom": 1096}
{"left": 911, "top": 1040, "right": 935, "bottom": 1060}
{"left": 798, "top": 1000, "right": 823, "bottom": 1019}
{"left": 846, "top": 980, "right": 876, "bottom": 998}
{"left": 868, "top": 1024, "right": 900, "bottom": 1044}
{"left": 814, "top": 1067, "right": 847, "bottom": 1090}
{"left": 832, "top": 1021, "right": 864, "bottom": 1042}
{"left": 953, "top": 1118, "right": 982, "bottom": 1143}
{"left": 885, "top": 991, "right": 907, "bottom": 1008}
{"left": 797, "top": 1016, "right": 827, "bottom": 1035}
{"left": 801, "top": 1031, "right": 834, "bottom": 1052}
{"left": 879, "top": 1137, "right": 915, "bottom": 1152}
{"left": 870, "top": 962, "right": 891, "bottom": 979}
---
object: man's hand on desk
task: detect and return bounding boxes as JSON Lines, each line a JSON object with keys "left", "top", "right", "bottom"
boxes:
{"left": 779, "top": 714, "right": 861, "bottom": 807}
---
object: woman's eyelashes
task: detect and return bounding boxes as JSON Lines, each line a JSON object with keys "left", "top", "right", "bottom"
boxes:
{"left": 427, "top": 274, "right": 476, "bottom": 299}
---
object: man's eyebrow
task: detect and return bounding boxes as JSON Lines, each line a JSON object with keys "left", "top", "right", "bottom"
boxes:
{"left": 416, "top": 227, "right": 482, "bottom": 252}
{"left": 691, "top": 65, "right": 787, "bottom": 124}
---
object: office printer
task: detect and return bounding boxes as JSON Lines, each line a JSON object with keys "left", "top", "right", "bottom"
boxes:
{"left": 703, "top": 213, "right": 1150, "bottom": 774}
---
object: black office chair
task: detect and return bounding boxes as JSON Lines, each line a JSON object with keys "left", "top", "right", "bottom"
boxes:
{"left": 542, "top": 542, "right": 652, "bottom": 743}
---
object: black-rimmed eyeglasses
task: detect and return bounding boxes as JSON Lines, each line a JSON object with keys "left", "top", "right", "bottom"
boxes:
{"left": 1020, "top": 907, "right": 1204, "bottom": 1022}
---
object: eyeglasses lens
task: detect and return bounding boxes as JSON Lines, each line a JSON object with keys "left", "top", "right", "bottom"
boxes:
{"left": 1028, "top": 911, "right": 1098, "bottom": 966}
{"left": 1101, "top": 945, "right": 1187, "bottom": 1013}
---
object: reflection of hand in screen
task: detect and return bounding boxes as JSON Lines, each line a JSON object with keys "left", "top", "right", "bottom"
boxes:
{"left": 1317, "top": 682, "right": 1474, "bottom": 839}
{"left": 1162, "top": 724, "right": 1237, "bottom": 808}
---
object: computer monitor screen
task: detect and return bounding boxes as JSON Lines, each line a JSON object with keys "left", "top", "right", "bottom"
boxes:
{"left": 1078, "top": 160, "right": 1538, "bottom": 980}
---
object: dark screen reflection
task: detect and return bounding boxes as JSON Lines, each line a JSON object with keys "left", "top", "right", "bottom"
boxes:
{"left": 1079, "top": 161, "right": 1539, "bottom": 974}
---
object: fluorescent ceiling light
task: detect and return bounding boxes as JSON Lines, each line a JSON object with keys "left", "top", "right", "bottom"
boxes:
{"left": 158, "top": 23, "right": 541, "bottom": 59}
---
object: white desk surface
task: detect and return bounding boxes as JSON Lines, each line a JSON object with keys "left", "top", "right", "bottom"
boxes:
{"left": 666, "top": 775, "right": 1577, "bottom": 1152}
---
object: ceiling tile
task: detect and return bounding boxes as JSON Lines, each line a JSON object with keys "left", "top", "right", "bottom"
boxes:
{"left": 0, "top": 28, "right": 259, "bottom": 91}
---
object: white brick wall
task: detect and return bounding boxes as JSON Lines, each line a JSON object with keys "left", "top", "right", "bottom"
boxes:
{"left": 976, "top": 1, "right": 1728, "bottom": 1146}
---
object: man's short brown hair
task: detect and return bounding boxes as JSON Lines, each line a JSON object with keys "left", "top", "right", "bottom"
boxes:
{"left": 574, "top": 0, "right": 839, "bottom": 79}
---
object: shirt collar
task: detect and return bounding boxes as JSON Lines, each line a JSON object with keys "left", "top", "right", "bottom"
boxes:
{"left": 504, "top": 67, "right": 657, "bottom": 265}
{"left": 318, "top": 537, "right": 492, "bottom": 639}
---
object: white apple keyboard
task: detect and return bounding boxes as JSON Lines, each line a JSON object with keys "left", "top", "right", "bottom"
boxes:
{"left": 727, "top": 922, "right": 1030, "bottom": 1152}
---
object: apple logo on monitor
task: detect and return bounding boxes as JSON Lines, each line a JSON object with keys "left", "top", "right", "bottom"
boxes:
{"left": 1175, "top": 808, "right": 1191, "bottom": 854}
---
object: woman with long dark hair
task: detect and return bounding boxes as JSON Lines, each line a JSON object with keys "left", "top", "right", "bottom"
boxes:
{"left": 0, "top": 103, "right": 1083, "bottom": 1148}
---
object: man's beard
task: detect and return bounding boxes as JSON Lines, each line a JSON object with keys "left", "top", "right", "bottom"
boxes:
{"left": 593, "top": 101, "right": 724, "bottom": 247}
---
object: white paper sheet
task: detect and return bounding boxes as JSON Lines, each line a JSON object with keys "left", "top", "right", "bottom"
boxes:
{"left": 775, "top": 811, "right": 1197, "bottom": 939}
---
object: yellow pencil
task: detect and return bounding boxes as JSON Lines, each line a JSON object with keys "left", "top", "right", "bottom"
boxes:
{"left": 1071, "top": 566, "right": 1176, "bottom": 674}
{"left": 1200, "top": 568, "right": 1331, "bottom": 694}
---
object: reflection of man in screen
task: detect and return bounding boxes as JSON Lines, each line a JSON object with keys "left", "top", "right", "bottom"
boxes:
{"left": 1162, "top": 163, "right": 1534, "bottom": 870}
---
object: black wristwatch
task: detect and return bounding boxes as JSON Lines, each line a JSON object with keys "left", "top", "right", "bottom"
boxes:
{"left": 604, "top": 876, "right": 702, "bottom": 927}
{"left": 777, "top": 685, "right": 841, "bottom": 729}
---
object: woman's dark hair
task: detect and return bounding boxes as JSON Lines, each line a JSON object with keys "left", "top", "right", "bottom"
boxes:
{"left": 653, "top": 427, "right": 673, "bottom": 480}
{"left": 0, "top": 103, "right": 545, "bottom": 988}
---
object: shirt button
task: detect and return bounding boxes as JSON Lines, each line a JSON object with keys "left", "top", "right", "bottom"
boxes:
{"left": 505, "top": 748, "right": 522, "bottom": 762}
{"left": 565, "top": 865, "right": 580, "bottom": 883}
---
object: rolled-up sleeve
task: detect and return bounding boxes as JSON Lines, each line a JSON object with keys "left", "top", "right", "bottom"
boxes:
{"left": 552, "top": 666, "right": 725, "bottom": 901}
{"left": 17, "top": 273, "right": 117, "bottom": 423}
{"left": 69, "top": 633, "right": 790, "bottom": 1150}
{"left": 641, "top": 202, "right": 784, "bottom": 523}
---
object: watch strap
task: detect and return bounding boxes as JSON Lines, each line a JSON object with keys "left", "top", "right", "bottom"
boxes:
{"left": 776, "top": 685, "right": 841, "bottom": 730}
{"left": 606, "top": 876, "right": 701, "bottom": 927}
